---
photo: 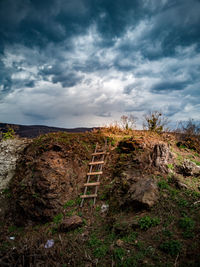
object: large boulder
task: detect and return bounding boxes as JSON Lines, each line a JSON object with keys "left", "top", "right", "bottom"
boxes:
{"left": 110, "top": 171, "right": 159, "bottom": 210}
{"left": 128, "top": 178, "right": 159, "bottom": 208}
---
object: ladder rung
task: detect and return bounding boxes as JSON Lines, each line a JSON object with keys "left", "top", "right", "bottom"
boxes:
{"left": 92, "top": 152, "right": 106, "bottom": 156}
{"left": 87, "top": 171, "right": 103, "bottom": 176}
{"left": 80, "top": 194, "right": 97, "bottom": 198}
{"left": 89, "top": 161, "right": 104, "bottom": 165}
{"left": 84, "top": 182, "right": 100, "bottom": 187}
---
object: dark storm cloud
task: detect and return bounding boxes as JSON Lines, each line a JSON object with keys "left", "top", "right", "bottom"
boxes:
{"left": 0, "top": 0, "right": 200, "bottom": 127}
{"left": 151, "top": 81, "right": 189, "bottom": 92}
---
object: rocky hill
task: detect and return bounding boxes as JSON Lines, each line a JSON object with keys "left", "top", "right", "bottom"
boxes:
{"left": 0, "top": 130, "right": 200, "bottom": 266}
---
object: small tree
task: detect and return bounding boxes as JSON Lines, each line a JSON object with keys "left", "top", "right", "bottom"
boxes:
{"left": 143, "top": 111, "right": 169, "bottom": 133}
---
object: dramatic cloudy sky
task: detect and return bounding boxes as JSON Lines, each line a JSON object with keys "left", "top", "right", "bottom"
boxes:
{"left": 0, "top": 0, "right": 200, "bottom": 128}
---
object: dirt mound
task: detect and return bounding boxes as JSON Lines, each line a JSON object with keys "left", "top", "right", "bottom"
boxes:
{"left": 10, "top": 132, "right": 105, "bottom": 221}
{"left": 177, "top": 136, "right": 200, "bottom": 153}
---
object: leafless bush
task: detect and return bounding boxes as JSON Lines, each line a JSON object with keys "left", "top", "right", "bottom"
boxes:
{"left": 120, "top": 115, "right": 137, "bottom": 130}
{"left": 176, "top": 119, "right": 200, "bottom": 138}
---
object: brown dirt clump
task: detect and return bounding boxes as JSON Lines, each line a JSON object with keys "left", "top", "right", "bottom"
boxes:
{"left": 10, "top": 132, "right": 105, "bottom": 222}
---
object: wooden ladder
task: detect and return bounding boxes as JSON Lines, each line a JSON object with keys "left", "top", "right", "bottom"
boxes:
{"left": 80, "top": 140, "right": 107, "bottom": 207}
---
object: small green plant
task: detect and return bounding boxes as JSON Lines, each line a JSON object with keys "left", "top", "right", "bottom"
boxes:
{"left": 95, "top": 206, "right": 101, "bottom": 212}
{"left": 167, "top": 163, "right": 174, "bottom": 170}
{"left": 179, "top": 144, "right": 187, "bottom": 149}
{"left": 160, "top": 240, "right": 182, "bottom": 256}
{"left": 178, "top": 198, "right": 189, "bottom": 208}
{"left": 77, "top": 211, "right": 82, "bottom": 217}
{"left": 53, "top": 213, "right": 63, "bottom": 224}
{"left": 162, "top": 229, "right": 173, "bottom": 238}
{"left": 179, "top": 216, "right": 195, "bottom": 238}
{"left": 2, "top": 188, "right": 11, "bottom": 198}
{"left": 32, "top": 192, "right": 39, "bottom": 198}
{"left": 2, "top": 128, "right": 15, "bottom": 140}
{"left": 191, "top": 159, "right": 200, "bottom": 166}
{"left": 157, "top": 180, "right": 169, "bottom": 190}
{"left": 113, "top": 247, "right": 126, "bottom": 262}
{"left": 88, "top": 234, "right": 108, "bottom": 258}
{"left": 66, "top": 210, "right": 75, "bottom": 217}
{"left": 138, "top": 216, "right": 160, "bottom": 230}
{"left": 93, "top": 244, "right": 108, "bottom": 258}
{"left": 76, "top": 197, "right": 81, "bottom": 205}
{"left": 121, "top": 232, "right": 138, "bottom": 243}
{"left": 63, "top": 199, "right": 75, "bottom": 208}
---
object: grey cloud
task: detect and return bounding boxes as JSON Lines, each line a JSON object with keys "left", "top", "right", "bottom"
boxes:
{"left": 52, "top": 72, "right": 84, "bottom": 87}
{"left": 151, "top": 81, "right": 189, "bottom": 92}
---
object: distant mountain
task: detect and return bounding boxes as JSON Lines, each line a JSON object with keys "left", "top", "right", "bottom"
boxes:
{"left": 0, "top": 123, "right": 94, "bottom": 138}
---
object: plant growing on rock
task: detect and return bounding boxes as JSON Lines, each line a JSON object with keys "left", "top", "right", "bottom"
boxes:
{"left": 2, "top": 128, "right": 15, "bottom": 140}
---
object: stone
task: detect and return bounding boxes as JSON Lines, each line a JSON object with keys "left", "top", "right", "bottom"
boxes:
{"left": 101, "top": 204, "right": 109, "bottom": 213}
{"left": 177, "top": 159, "right": 200, "bottom": 177}
{"left": 176, "top": 181, "right": 188, "bottom": 190}
{"left": 59, "top": 215, "right": 83, "bottom": 231}
{"left": 116, "top": 239, "right": 124, "bottom": 247}
{"left": 0, "top": 138, "right": 30, "bottom": 191}
{"left": 110, "top": 171, "right": 159, "bottom": 210}
{"left": 128, "top": 178, "right": 159, "bottom": 208}
{"left": 150, "top": 143, "right": 174, "bottom": 173}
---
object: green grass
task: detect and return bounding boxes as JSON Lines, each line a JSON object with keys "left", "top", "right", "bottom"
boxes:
{"left": 191, "top": 159, "right": 200, "bottom": 166}
{"left": 53, "top": 213, "right": 63, "bottom": 224}
{"left": 88, "top": 234, "right": 108, "bottom": 258}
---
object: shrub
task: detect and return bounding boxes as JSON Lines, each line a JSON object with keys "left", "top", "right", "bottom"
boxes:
{"left": 143, "top": 111, "right": 169, "bottom": 133}
{"left": 2, "top": 128, "right": 15, "bottom": 140}
{"left": 160, "top": 240, "right": 182, "bottom": 256}
{"left": 176, "top": 119, "right": 200, "bottom": 137}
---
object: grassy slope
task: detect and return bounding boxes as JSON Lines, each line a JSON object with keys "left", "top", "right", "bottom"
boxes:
{"left": 0, "top": 130, "right": 200, "bottom": 266}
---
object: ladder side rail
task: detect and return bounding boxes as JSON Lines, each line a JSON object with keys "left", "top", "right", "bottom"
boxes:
{"left": 80, "top": 143, "right": 97, "bottom": 207}
{"left": 93, "top": 153, "right": 105, "bottom": 205}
